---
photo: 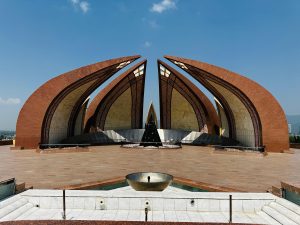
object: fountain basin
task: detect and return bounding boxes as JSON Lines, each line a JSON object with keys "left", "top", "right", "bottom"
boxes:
{"left": 121, "top": 143, "right": 181, "bottom": 149}
{"left": 126, "top": 172, "right": 173, "bottom": 191}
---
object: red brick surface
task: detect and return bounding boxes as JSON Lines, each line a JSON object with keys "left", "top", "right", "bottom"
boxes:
{"left": 84, "top": 60, "right": 146, "bottom": 131}
{"left": 15, "top": 56, "right": 140, "bottom": 149}
{"left": 165, "top": 56, "right": 289, "bottom": 152}
{"left": 158, "top": 60, "right": 220, "bottom": 133}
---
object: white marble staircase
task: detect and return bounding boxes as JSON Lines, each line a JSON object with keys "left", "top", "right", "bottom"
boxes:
{"left": 0, "top": 195, "right": 37, "bottom": 221}
{"left": 262, "top": 198, "right": 300, "bottom": 225}
{"left": 1, "top": 189, "right": 300, "bottom": 224}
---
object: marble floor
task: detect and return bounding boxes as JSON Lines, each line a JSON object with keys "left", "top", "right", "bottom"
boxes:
{"left": 0, "top": 145, "right": 300, "bottom": 192}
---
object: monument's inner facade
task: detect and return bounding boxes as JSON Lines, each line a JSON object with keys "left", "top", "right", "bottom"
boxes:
{"left": 15, "top": 55, "right": 289, "bottom": 152}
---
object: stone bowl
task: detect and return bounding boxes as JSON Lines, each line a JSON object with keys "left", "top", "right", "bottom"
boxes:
{"left": 126, "top": 172, "right": 173, "bottom": 191}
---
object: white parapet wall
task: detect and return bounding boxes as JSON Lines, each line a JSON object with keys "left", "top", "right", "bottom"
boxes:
{"left": 19, "top": 189, "right": 276, "bottom": 212}
{"left": 1, "top": 187, "right": 300, "bottom": 224}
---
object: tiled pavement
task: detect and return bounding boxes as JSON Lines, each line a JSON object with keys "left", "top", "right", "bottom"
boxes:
{"left": 0, "top": 145, "right": 299, "bottom": 192}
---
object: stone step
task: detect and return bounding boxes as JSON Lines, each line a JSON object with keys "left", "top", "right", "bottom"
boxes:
{"left": 262, "top": 205, "right": 298, "bottom": 225}
{"left": 15, "top": 206, "right": 39, "bottom": 220}
{"left": 0, "top": 195, "right": 22, "bottom": 209}
{"left": 276, "top": 197, "right": 300, "bottom": 216}
{"left": 269, "top": 201, "right": 300, "bottom": 224}
{"left": 0, "top": 198, "right": 28, "bottom": 219}
{"left": 256, "top": 211, "right": 282, "bottom": 225}
{"left": 0, "top": 203, "right": 33, "bottom": 221}
{"left": 246, "top": 212, "right": 274, "bottom": 224}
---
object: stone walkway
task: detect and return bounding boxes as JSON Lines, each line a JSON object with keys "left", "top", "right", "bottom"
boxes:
{"left": 0, "top": 145, "right": 299, "bottom": 192}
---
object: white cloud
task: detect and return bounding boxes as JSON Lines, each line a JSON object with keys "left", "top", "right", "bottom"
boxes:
{"left": 69, "top": 0, "right": 90, "bottom": 14}
{"left": 144, "top": 41, "right": 152, "bottom": 48}
{"left": 0, "top": 97, "right": 21, "bottom": 105}
{"left": 70, "top": 0, "right": 79, "bottom": 4}
{"left": 150, "top": 0, "right": 176, "bottom": 13}
{"left": 79, "top": 1, "right": 89, "bottom": 13}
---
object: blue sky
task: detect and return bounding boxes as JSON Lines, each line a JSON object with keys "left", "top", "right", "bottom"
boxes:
{"left": 0, "top": 0, "right": 300, "bottom": 130}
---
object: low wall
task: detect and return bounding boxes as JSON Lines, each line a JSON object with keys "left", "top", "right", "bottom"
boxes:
{"left": 290, "top": 143, "right": 300, "bottom": 149}
{"left": 0, "top": 140, "right": 13, "bottom": 146}
{"left": 19, "top": 189, "right": 277, "bottom": 213}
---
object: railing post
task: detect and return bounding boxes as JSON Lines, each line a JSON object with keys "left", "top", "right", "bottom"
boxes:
{"left": 229, "top": 194, "right": 232, "bottom": 223}
{"left": 281, "top": 188, "right": 286, "bottom": 198}
{"left": 145, "top": 207, "right": 148, "bottom": 222}
{"left": 62, "top": 189, "right": 66, "bottom": 220}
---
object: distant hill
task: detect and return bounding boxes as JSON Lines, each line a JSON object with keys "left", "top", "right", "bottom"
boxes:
{"left": 286, "top": 115, "right": 300, "bottom": 135}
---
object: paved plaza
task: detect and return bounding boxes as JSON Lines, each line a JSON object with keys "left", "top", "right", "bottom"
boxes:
{"left": 0, "top": 145, "right": 299, "bottom": 192}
